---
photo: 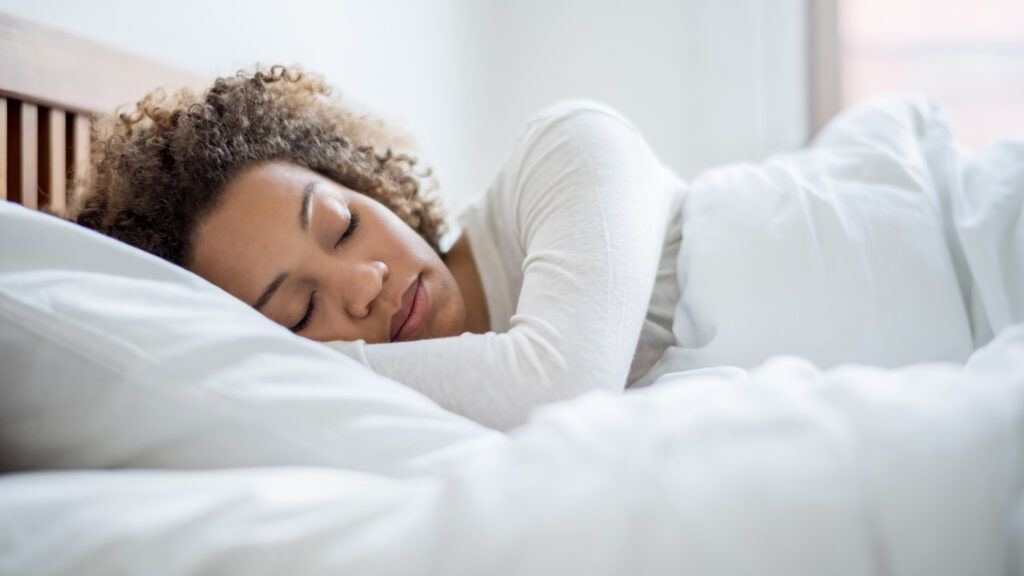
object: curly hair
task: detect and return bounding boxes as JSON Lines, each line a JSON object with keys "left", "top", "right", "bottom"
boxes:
{"left": 67, "top": 64, "right": 448, "bottom": 267}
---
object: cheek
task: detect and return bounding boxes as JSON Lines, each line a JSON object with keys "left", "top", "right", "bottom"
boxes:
{"left": 429, "top": 279, "right": 467, "bottom": 338}
{"left": 371, "top": 221, "right": 420, "bottom": 264}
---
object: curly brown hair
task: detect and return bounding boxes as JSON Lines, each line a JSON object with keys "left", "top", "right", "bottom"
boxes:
{"left": 67, "top": 64, "right": 448, "bottom": 267}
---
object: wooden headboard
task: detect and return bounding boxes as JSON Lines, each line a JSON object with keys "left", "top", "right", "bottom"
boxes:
{"left": 0, "top": 12, "right": 207, "bottom": 214}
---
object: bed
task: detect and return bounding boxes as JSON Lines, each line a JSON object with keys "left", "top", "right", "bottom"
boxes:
{"left": 2, "top": 13, "right": 1023, "bottom": 576}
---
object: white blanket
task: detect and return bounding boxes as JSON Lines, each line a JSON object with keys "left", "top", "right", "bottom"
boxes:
{"left": 2, "top": 324, "right": 1022, "bottom": 575}
{"left": 641, "top": 96, "right": 1024, "bottom": 383}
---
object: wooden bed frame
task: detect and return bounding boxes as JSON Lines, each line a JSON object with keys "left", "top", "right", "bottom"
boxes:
{"left": 0, "top": 13, "right": 206, "bottom": 213}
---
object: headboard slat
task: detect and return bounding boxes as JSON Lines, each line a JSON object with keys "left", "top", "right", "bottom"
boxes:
{"left": 1, "top": 97, "right": 7, "bottom": 200}
{"left": 71, "top": 114, "right": 90, "bottom": 193}
{"left": 8, "top": 100, "right": 39, "bottom": 209}
{"left": 39, "top": 107, "right": 67, "bottom": 213}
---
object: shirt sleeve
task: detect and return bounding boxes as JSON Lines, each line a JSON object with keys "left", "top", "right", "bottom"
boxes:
{"left": 325, "top": 101, "right": 677, "bottom": 431}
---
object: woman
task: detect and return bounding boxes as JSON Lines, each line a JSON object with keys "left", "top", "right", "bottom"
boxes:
{"left": 69, "top": 65, "right": 685, "bottom": 430}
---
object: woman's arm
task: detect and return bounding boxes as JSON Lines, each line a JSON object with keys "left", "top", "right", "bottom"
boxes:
{"left": 328, "top": 102, "right": 678, "bottom": 430}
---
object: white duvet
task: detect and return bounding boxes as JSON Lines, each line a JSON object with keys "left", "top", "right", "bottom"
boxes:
{"left": 644, "top": 95, "right": 1024, "bottom": 382}
{"left": 2, "top": 96, "right": 1022, "bottom": 575}
{"left": 2, "top": 327, "right": 1022, "bottom": 575}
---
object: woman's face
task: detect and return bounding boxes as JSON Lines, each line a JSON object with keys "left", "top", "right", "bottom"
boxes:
{"left": 189, "top": 160, "right": 467, "bottom": 343}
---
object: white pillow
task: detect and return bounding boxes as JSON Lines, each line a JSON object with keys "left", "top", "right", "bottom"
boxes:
{"left": 665, "top": 96, "right": 975, "bottom": 371}
{"left": 0, "top": 202, "right": 500, "bottom": 476}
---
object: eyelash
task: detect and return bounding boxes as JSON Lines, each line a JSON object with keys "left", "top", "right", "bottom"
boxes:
{"left": 291, "top": 291, "right": 316, "bottom": 333}
{"left": 292, "top": 209, "right": 361, "bottom": 334}
{"left": 334, "top": 209, "right": 360, "bottom": 248}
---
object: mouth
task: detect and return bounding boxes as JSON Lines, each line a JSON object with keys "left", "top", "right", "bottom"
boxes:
{"left": 390, "top": 274, "right": 429, "bottom": 342}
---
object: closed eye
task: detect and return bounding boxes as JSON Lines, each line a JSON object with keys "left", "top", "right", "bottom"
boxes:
{"left": 290, "top": 291, "right": 316, "bottom": 333}
{"left": 292, "top": 210, "right": 359, "bottom": 333}
{"left": 335, "top": 209, "right": 361, "bottom": 248}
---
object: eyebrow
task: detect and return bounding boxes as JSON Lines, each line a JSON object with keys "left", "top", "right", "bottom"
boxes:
{"left": 299, "top": 181, "right": 317, "bottom": 232}
{"left": 253, "top": 272, "right": 288, "bottom": 311}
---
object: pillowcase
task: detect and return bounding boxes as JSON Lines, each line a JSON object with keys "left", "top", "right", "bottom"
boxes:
{"left": 0, "top": 202, "right": 500, "bottom": 476}
{"left": 664, "top": 96, "right": 976, "bottom": 372}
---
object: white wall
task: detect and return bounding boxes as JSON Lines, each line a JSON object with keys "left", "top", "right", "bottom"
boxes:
{"left": 0, "top": 0, "right": 810, "bottom": 247}
{"left": 472, "top": 0, "right": 809, "bottom": 187}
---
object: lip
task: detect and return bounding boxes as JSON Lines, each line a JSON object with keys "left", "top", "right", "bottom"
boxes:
{"left": 392, "top": 275, "right": 429, "bottom": 342}
{"left": 387, "top": 274, "right": 428, "bottom": 340}
{"left": 390, "top": 276, "right": 419, "bottom": 341}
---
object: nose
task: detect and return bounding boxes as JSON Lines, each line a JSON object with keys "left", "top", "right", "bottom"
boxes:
{"left": 344, "top": 260, "right": 389, "bottom": 319}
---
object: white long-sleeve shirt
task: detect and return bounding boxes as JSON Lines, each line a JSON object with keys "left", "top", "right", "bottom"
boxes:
{"left": 327, "top": 100, "right": 686, "bottom": 430}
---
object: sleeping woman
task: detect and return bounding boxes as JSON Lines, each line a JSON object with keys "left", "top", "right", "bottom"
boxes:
{"left": 68, "top": 65, "right": 685, "bottom": 430}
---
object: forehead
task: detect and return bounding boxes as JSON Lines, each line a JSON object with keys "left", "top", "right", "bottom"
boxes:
{"left": 204, "top": 163, "right": 339, "bottom": 240}
{"left": 188, "top": 162, "right": 347, "bottom": 294}
{"left": 224, "top": 162, "right": 342, "bottom": 208}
